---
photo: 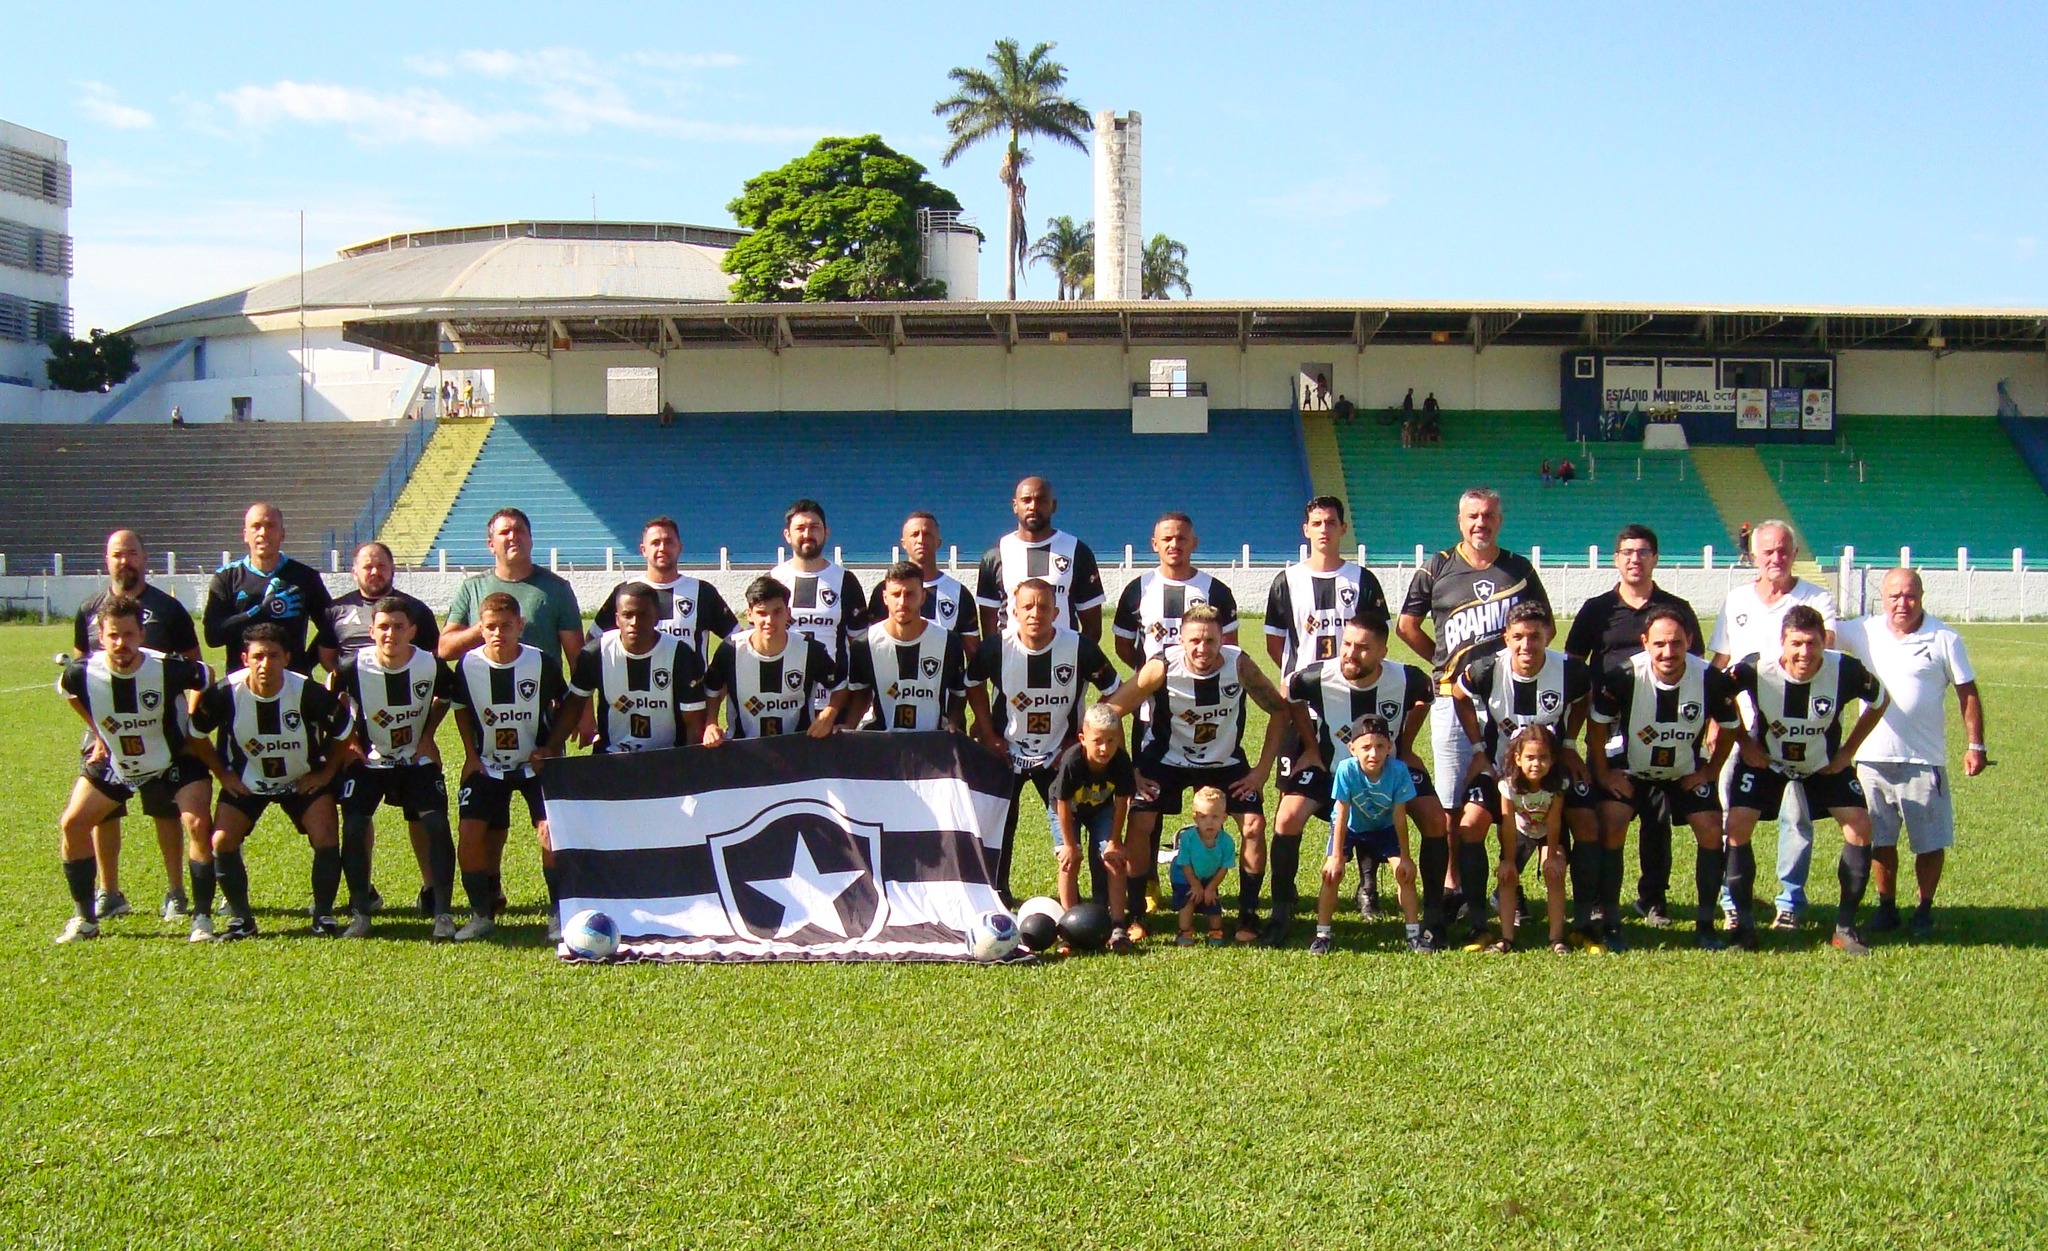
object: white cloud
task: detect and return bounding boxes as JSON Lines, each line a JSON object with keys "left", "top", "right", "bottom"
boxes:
{"left": 631, "top": 51, "right": 744, "bottom": 71}
{"left": 218, "top": 81, "right": 535, "bottom": 146}
{"left": 78, "top": 82, "right": 155, "bottom": 130}
{"left": 1255, "top": 168, "right": 1393, "bottom": 221}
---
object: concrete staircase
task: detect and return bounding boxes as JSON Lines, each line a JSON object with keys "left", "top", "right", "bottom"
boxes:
{"left": 378, "top": 418, "right": 494, "bottom": 564}
{"left": 1687, "top": 445, "right": 1822, "bottom": 577}
{"left": 1299, "top": 413, "right": 1351, "bottom": 523}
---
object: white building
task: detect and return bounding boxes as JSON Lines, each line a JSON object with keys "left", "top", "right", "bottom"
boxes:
{"left": 0, "top": 120, "right": 71, "bottom": 407}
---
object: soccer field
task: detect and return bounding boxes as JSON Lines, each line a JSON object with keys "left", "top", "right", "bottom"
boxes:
{"left": 4, "top": 618, "right": 2046, "bottom": 1249}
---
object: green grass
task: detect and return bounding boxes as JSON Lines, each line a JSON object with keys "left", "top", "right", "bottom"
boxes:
{"left": 3, "top": 619, "right": 2046, "bottom": 1248}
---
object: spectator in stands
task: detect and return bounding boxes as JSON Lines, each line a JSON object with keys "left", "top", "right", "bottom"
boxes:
{"left": 1540, "top": 459, "right": 1554, "bottom": 486}
{"left": 1402, "top": 388, "right": 1416, "bottom": 418}
{"left": 169, "top": 406, "right": 184, "bottom": 427}
{"left": 1738, "top": 521, "right": 1754, "bottom": 566}
{"left": 1420, "top": 393, "right": 1442, "bottom": 446}
{"left": 1314, "top": 373, "right": 1332, "bottom": 411}
{"left": 658, "top": 400, "right": 675, "bottom": 427}
{"left": 1333, "top": 394, "right": 1355, "bottom": 423}
{"left": 439, "top": 507, "right": 584, "bottom": 678}
{"left": 1557, "top": 459, "right": 1577, "bottom": 485}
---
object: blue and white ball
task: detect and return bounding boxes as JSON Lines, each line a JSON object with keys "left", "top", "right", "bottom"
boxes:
{"left": 562, "top": 909, "right": 620, "bottom": 961}
{"left": 966, "top": 910, "right": 1021, "bottom": 961}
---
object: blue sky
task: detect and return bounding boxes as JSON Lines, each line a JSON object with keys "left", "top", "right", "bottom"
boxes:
{"left": 9, "top": 1, "right": 2046, "bottom": 330}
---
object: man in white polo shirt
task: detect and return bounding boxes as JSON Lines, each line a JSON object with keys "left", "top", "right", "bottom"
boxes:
{"left": 1707, "top": 519, "right": 1836, "bottom": 928}
{"left": 1837, "top": 567, "right": 1986, "bottom": 937}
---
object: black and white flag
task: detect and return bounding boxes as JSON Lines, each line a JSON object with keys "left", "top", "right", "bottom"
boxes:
{"left": 542, "top": 732, "right": 1014, "bottom": 961}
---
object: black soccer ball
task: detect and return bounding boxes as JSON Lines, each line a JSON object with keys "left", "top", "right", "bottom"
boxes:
{"left": 1017, "top": 910, "right": 1061, "bottom": 953}
{"left": 1058, "top": 902, "right": 1114, "bottom": 953}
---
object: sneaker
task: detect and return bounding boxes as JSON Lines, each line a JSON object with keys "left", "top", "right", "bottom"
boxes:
{"left": 1830, "top": 925, "right": 1871, "bottom": 956}
{"left": 1108, "top": 926, "right": 1132, "bottom": 954}
{"left": 310, "top": 915, "right": 343, "bottom": 938}
{"left": 54, "top": 916, "right": 100, "bottom": 944}
{"left": 453, "top": 915, "right": 496, "bottom": 942}
{"left": 1730, "top": 924, "right": 1759, "bottom": 952}
{"left": 1408, "top": 932, "right": 1435, "bottom": 953}
{"left": 96, "top": 890, "right": 132, "bottom": 920}
{"left": 1908, "top": 909, "right": 1935, "bottom": 939}
{"left": 342, "top": 912, "right": 372, "bottom": 939}
{"left": 1695, "top": 929, "right": 1726, "bottom": 952}
{"left": 416, "top": 885, "right": 435, "bottom": 919}
{"left": 161, "top": 891, "right": 190, "bottom": 921}
{"left": 222, "top": 915, "right": 260, "bottom": 941}
{"left": 360, "top": 886, "right": 386, "bottom": 915}
{"left": 431, "top": 914, "right": 457, "bottom": 941}
{"left": 1720, "top": 892, "right": 1740, "bottom": 927}
{"left": 1308, "top": 934, "right": 1334, "bottom": 955}
{"left": 1602, "top": 927, "right": 1629, "bottom": 955}
{"left": 1769, "top": 909, "right": 1800, "bottom": 931}
{"left": 1255, "top": 920, "right": 1291, "bottom": 949}
{"left": 188, "top": 913, "right": 217, "bottom": 943}
{"left": 1568, "top": 929, "right": 1607, "bottom": 955}
{"left": 1630, "top": 899, "right": 1673, "bottom": 928}
{"left": 1867, "top": 902, "right": 1902, "bottom": 933}
{"left": 1355, "top": 886, "right": 1381, "bottom": 922}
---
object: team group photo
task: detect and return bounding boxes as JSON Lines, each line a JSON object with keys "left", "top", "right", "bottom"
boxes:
{"left": 6, "top": 5, "right": 2046, "bottom": 1247}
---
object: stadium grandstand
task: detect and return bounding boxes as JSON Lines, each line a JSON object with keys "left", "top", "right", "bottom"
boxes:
{"left": 5, "top": 218, "right": 2048, "bottom": 580}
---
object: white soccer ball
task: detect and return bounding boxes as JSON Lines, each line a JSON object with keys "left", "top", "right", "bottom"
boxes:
{"left": 562, "top": 909, "right": 619, "bottom": 961}
{"left": 966, "top": 910, "right": 1020, "bottom": 961}
{"left": 1018, "top": 896, "right": 1063, "bottom": 925}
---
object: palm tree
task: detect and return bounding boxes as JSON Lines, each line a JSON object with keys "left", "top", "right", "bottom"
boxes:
{"left": 1029, "top": 215, "right": 1094, "bottom": 300}
{"left": 934, "top": 39, "right": 1092, "bottom": 300}
{"left": 1142, "top": 233, "right": 1191, "bottom": 299}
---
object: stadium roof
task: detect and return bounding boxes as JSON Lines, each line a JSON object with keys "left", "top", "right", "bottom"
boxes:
{"left": 122, "top": 220, "right": 745, "bottom": 343}
{"left": 340, "top": 298, "right": 2048, "bottom": 364}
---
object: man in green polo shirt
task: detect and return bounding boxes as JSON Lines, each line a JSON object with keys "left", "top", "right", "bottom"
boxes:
{"left": 440, "top": 508, "right": 584, "bottom": 674}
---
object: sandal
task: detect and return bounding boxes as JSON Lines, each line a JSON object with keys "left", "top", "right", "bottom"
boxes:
{"left": 1550, "top": 939, "right": 1572, "bottom": 955}
{"left": 1176, "top": 930, "right": 1198, "bottom": 947}
{"left": 1206, "top": 927, "right": 1228, "bottom": 946}
{"left": 1479, "top": 937, "right": 1515, "bottom": 955}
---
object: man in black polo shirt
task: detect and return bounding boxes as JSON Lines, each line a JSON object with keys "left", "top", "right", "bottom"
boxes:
{"left": 203, "top": 502, "right": 335, "bottom": 675}
{"left": 73, "top": 529, "right": 206, "bottom": 922}
{"left": 1563, "top": 523, "right": 1704, "bottom": 927}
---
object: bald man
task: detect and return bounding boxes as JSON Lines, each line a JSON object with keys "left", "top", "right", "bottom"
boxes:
{"left": 976, "top": 476, "right": 1107, "bottom": 640}
{"left": 72, "top": 529, "right": 205, "bottom": 921}
{"left": 203, "top": 502, "right": 335, "bottom": 675}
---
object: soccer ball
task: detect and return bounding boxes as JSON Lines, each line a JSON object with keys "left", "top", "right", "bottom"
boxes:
{"left": 562, "top": 909, "right": 619, "bottom": 961}
{"left": 965, "top": 910, "right": 1020, "bottom": 961}
{"left": 1059, "top": 902, "right": 1114, "bottom": 953}
{"left": 1016, "top": 896, "right": 1063, "bottom": 953}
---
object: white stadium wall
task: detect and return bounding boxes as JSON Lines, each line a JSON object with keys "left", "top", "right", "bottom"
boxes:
{"left": 1835, "top": 348, "right": 2047, "bottom": 416}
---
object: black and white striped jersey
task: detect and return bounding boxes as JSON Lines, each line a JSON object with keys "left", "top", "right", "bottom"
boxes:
{"left": 1264, "top": 562, "right": 1387, "bottom": 677}
{"left": 966, "top": 627, "right": 1120, "bottom": 771}
{"left": 975, "top": 530, "right": 1106, "bottom": 632}
{"left": 846, "top": 621, "right": 968, "bottom": 732}
{"left": 1728, "top": 650, "right": 1883, "bottom": 778}
{"left": 1457, "top": 650, "right": 1593, "bottom": 758}
{"left": 334, "top": 645, "right": 458, "bottom": 767}
{"left": 60, "top": 649, "right": 210, "bottom": 783}
{"left": 1590, "top": 653, "right": 1739, "bottom": 780}
{"left": 1113, "top": 569, "right": 1239, "bottom": 661}
{"left": 704, "top": 633, "right": 840, "bottom": 739}
{"left": 1288, "top": 658, "right": 1432, "bottom": 762}
{"left": 449, "top": 645, "right": 565, "bottom": 779}
{"left": 193, "top": 669, "right": 352, "bottom": 796}
{"left": 592, "top": 574, "right": 739, "bottom": 659}
{"left": 1140, "top": 644, "right": 1251, "bottom": 770}
{"left": 768, "top": 560, "right": 867, "bottom": 671}
{"left": 567, "top": 631, "right": 706, "bottom": 753}
{"left": 865, "top": 572, "right": 979, "bottom": 642}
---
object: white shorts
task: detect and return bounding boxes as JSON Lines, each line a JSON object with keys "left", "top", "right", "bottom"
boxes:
{"left": 1856, "top": 761, "right": 1955, "bottom": 855}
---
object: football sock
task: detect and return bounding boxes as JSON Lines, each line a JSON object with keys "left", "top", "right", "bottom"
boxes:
{"left": 1419, "top": 836, "right": 1450, "bottom": 929}
{"left": 1725, "top": 843, "right": 1756, "bottom": 929}
{"left": 63, "top": 856, "right": 97, "bottom": 920}
{"left": 311, "top": 844, "right": 343, "bottom": 918}
{"left": 421, "top": 812, "right": 456, "bottom": 916}
{"left": 1357, "top": 853, "right": 1382, "bottom": 900}
{"left": 1638, "top": 813, "right": 1672, "bottom": 908}
{"left": 542, "top": 865, "right": 562, "bottom": 924}
{"left": 1455, "top": 842, "right": 1490, "bottom": 923}
{"left": 1876, "top": 892, "right": 1897, "bottom": 912}
{"left": 216, "top": 849, "right": 252, "bottom": 921}
{"left": 339, "top": 814, "right": 373, "bottom": 915}
{"left": 1837, "top": 843, "right": 1873, "bottom": 929}
{"left": 1268, "top": 835, "right": 1302, "bottom": 920}
{"left": 1599, "top": 846, "right": 1627, "bottom": 930}
{"left": 1405, "top": 921, "right": 1422, "bottom": 940}
{"left": 189, "top": 858, "right": 216, "bottom": 915}
{"left": 1568, "top": 840, "right": 1599, "bottom": 930}
{"left": 462, "top": 870, "right": 493, "bottom": 919}
{"left": 1315, "top": 923, "right": 1333, "bottom": 938}
{"left": 1126, "top": 876, "right": 1148, "bottom": 926}
{"left": 1914, "top": 896, "right": 1934, "bottom": 917}
{"left": 1695, "top": 846, "right": 1726, "bottom": 930}
{"left": 1237, "top": 868, "right": 1264, "bottom": 927}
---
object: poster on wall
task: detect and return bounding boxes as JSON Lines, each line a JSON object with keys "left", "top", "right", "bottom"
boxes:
{"left": 1801, "top": 388, "right": 1834, "bottom": 431}
{"left": 1768, "top": 388, "right": 1802, "bottom": 431}
{"left": 1736, "top": 388, "right": 1770, "bottom": 430}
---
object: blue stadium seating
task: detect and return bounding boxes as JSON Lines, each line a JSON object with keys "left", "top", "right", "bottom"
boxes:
{"left": 431, "top": 411, "right": 1311, "bottom": 566}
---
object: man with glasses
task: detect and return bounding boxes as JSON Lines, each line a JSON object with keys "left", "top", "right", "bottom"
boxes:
{"left": 1563, "top": 524, "right": 1704, "bottom": 927}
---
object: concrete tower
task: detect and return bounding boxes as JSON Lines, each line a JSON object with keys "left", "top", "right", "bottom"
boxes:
{"left": 1092, "top": 110, "right": 1140, "bottom": 300}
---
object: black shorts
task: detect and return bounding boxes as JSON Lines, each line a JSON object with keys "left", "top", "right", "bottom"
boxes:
{"left": 340, "top": 761, "right": 448, "bottom": 819}
{"left": 218, "top": 784, "right": 336, "bottom": 830}
{"left": 1729, "top": 762, "right": 1866, "bottom": 816}
{"left": 458, "top": 769, "right": 547, "bottom": 829}
{"left": 1134, "top": 760, "right": 1260, "bottom": 816}
{"left": 1599, "top": 764, "right": 1722, "bottom": 821}
{"left": 82, "top": 754, "right": 208, "bottom": 819}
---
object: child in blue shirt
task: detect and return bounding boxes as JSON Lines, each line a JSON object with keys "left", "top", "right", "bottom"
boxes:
{"left": 1314, "top": 716, "right": 1422, "bottom": 954}
{"left": 1170, "top": 787, "right": 1237, "bottom": 946}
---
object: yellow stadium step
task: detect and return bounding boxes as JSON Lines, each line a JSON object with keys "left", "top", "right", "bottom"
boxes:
{"left": 1687, "top": 445, "right": 1825, "bottom": 578}
{"left": 378, "top": 417, "right": 495, "bottom": 565}
{"left": 1299, "top": 412, "right": 1351, "bottom": 523}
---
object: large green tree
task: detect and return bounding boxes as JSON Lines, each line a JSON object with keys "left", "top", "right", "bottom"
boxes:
{"left": 934, "top": 39, "right": 1092, "bottom": 300}
{"left": 1142, "top": 233, "right": 1191, "bottom": 300}
{"left": 723, "top": 135, "right": 968, "bottom": 302}
{"left": 1029, "top": 215, "right": 1093, "bottom": 300}
{"left": 44, "top": 329, "right": 139, "bottom": 392}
